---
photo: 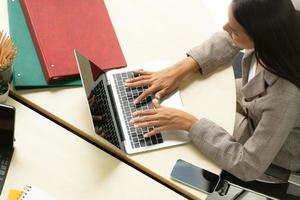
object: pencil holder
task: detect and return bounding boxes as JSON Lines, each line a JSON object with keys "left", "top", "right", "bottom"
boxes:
{"left": 0, "top": 31, "right": 17, "bottom": 83}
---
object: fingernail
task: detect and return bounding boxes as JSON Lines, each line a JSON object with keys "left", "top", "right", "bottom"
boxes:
{"left": 133, "top": 100, "right": 137, "bottom": 105}
{"left": 144, "top": 134, "right": 149, "bottom": 138}
{"left": 129, "top": 119, "right": 134, "bottom": 124}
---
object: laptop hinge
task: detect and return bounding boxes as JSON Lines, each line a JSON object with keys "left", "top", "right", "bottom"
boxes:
{"left": 106, "top": 84, "right": 125, "bottom": 142}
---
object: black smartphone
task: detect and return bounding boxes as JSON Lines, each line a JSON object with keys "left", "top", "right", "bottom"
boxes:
{"left": 170, "top": 159, "right": 220, "bottom": 193}
{"left": 0, "top": 104, "right": 15, "bottom": 149}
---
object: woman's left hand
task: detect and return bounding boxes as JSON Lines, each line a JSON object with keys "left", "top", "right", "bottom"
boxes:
{"left": 130, "top": 99, "right": 198, "bottom": 137}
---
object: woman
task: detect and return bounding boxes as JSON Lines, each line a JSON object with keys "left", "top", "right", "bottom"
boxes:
{"left": 126, "top": 0, "right": 300, "bottom": 182}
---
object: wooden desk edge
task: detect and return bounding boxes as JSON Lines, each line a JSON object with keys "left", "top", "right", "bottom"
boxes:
{"left": 9, "top": 90, "right": 204, "bottom": 200}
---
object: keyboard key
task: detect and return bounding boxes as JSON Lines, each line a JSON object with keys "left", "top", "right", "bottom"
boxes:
{"left": 138, "top": 134, "right": 144, "bottom": 139}
{"left": 145, "top": 138, "right": 152, "bottom": 146}
{"left": 156, "top": 134, "right": 162, "bottom": 139}
{"left": 157, "top": 138, "right": 163, "bottom": 143}
{"left": 146, "top": 96, "right": 152, "bottom": 102}
{"left": 129, "top": 127, "right": 135, "bottom": 133}
{"left": 142, "top": 128, "right": 148, "bottom": 133}
{"left": 116, "top": 74, "right": 121, "bottom": 79}
{"left": 131, "top": 132, "right": 137, "bottom": 137}
{"left": 134, "top": 143, "right": 140, "bottom": 148}
{"left": 140, "top": 140, "right": 146, "bottom": 147}
{"left": 151, "top": 136, "right": 158, "bottom": 144}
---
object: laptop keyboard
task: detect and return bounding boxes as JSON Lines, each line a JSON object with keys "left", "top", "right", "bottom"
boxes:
{"left": 113, "top": 72, "right": 164, "bottom": 149}
{"left": 0, "top": 150, "right": 13, "bottom": 194}
{"left": 92, "top": 80, "right": 120, "bottom": 148}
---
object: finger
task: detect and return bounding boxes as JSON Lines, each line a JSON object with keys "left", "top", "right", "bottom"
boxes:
{"left": 133, "top": 109, "right": 157, "bottom": 117}
{"left": 152, "top": 99, "right": 161, "bottom": 108}
{"left": 144, "top": 126, "right": 167, "bottom": 138}
{"left": 155, "top": 89, "right": 168, "bottom": 100}
{"left": 126, "top": 79, "right": 151, "bottom": 88}
{"left": 134, "top": 120, "right": 161, "bottom": 128}
{"left": 126, "top": 75, "right": 150, "bottom": 83}
{"left": 131, "top": 115, "right": 159, "bottom": 124}
{"left": 132, "top": 70, "right": 152, "bottom": 75}
{"left": 134, "top": 87, "right": 155, "bottom": 104}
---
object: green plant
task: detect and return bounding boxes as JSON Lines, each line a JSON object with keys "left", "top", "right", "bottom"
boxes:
{"left": 0, "top": 80, "right": 8, "bottom": 95}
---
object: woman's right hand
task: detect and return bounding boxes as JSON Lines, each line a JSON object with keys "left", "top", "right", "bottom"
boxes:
{"left": 125, "top": 57, "right": 199, "bottom": 104}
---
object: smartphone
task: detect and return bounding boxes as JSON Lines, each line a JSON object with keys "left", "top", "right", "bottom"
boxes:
{"left": 0, "top": 104, "right": 15, "bottom": 149}
{"left": 170, "top": 159, "right": 220, "bottom": 193}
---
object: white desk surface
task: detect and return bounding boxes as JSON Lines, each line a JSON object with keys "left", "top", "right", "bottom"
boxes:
{"left": 1, "top": 98, "right": 186, "bottom": 200}
{"left": 0, "top": 1, "right": 235, "bottom": 199}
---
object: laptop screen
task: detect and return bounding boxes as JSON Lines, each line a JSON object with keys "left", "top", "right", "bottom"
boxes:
{"left": 74, "top": 50, "right": 124, "bottom": 148}
{"left": 0, "top": 104, "right": 15, "bottom": 194}
{"left": 74, "top": 50, "right": 105, "bottom": 98}
{"left": 0, "top": 105, "right": 15, "bottom": 149}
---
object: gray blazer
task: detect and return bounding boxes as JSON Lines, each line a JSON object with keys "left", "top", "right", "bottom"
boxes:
{"left": 187, "top": 31, "right": 300, "bottom": 182}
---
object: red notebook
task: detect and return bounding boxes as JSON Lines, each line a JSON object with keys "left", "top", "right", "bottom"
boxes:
{"left": 21, "top": 0, "right": 126, "bottom": 82}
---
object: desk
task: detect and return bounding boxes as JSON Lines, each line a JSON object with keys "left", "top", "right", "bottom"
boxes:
{"left": 1, "top": 98, "right": 186, "bottom": 200}
{"left": 1, "top": 1, "right": 235, "bottom": 199}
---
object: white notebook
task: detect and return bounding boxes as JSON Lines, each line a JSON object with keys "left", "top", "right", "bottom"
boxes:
{"left": 19, "top": 186, "right": 56, "bottom": 200}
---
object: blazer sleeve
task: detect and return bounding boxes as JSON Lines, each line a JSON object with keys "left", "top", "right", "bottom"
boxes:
{"left": 187, "top": 31, "right": 240, "bottom": 75}
{"left": 188, "top": 92, "right": 299, "bottom": 181}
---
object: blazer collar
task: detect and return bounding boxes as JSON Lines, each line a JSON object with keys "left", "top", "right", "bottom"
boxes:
{"left": 241, "top": 49, "right": 279, "bottom": 99}
{"left": 264, "top": 70, "right": 279, "bottom": 86}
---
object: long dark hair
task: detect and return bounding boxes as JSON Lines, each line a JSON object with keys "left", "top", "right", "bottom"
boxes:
{"left": 232, "top": 0, "right": 300, "bottom": 88}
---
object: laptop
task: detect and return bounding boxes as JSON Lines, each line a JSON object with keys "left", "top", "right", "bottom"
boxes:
{"left": 74, "top": 50, "right": 189, "bottom": 154}
{"left": 0, "top": 104, "right": 15, "bottom": 194}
